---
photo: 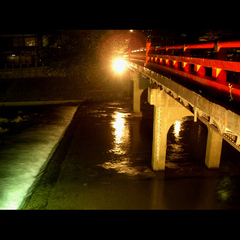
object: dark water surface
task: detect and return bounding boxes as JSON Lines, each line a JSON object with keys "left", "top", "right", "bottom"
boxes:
{"left": 166, "top": 116, "right": 240, "bottom": 209}
{"left": 24, "top": 100, "right": 240, "bottom": 209}
{"left": 100, "top": 100, "right": 240, "bottom": 209}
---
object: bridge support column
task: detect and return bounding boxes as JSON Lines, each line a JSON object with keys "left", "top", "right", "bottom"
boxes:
{"left": 130, "top": 72, "right": 150, "bottom": 117}
{"left": 148, "top": 87, "right": 193, "bottom": 171}
{"left": 205, "top": 127, "right": 223, "bottom": 169}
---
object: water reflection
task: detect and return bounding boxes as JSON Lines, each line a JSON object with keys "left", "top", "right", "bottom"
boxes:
{"left": 167, "top": 117, "right": 199, "bottom": 168}
{"left": 113, "top": 113, "right": 125, "bottom": 145}
{"left": 167, "top": 120, "right": 185, "bottom": 165}
{"left": 100, "top": 111, "right": 135, "bottom": 175}
{"left": 100, "top": 111, "right": 154, "bottom": 177}
{"left": 110, "top": 112, "right": 129, "bottom": 155}
{"left": 102, "top": 158, "right": 139, "bottom": 176}
{"left": 173, "top": 121, "right": 181, "bottom": 138}
{"left": 217, "top": 176, "right": 232, "bottom": 202}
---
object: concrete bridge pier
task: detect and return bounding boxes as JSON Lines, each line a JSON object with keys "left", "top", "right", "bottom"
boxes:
{"left": 130, "top": 72, "right": 151, "bottom": 117}
{"left": 205, "top": 126, "right": 223, "bottom": 169}
{"left": 130, "top": 72, "right": 143, "bottom": 117}
{"left": 148, "top": 87, "right": 193, "bottom": 171}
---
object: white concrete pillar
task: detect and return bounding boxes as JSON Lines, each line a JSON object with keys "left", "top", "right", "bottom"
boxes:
{"left": 151, "top": 104, "right": 168, "bottom": 170}
{"left": 205, "top": 127, "right": 223, "bottom": 169}
{"left": 148, "top": 87, "right": 193, "bottom": 171}
{"left": 130, "top": 72, "right": 144, "bottom": 117}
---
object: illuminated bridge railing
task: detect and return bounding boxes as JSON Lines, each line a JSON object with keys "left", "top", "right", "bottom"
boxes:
{"left": 127, "top": 41, "right": 240, "bottom": 102}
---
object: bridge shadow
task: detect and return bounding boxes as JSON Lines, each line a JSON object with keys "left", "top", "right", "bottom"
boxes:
{"left": 139, "top": 87, "right": 209, "bottom": 169}
{"left": 166, "top": 116, "right": 208, "bottom": 170}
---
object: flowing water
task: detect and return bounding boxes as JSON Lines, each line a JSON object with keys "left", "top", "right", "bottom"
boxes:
{"left": 8, "top": 100, "right": 240, "bottom": 209}
{"left": 96, "top": 101, "right": 240, "bottom": 209}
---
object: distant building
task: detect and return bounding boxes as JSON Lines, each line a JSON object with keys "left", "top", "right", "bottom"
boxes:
{"left": 0, "top": 33, "right": 44, "bottom": 69}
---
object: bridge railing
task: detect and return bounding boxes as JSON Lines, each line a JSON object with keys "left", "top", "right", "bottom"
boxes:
{"left": 127, "top": 40, "right": 240, "bottom": 102}
{"left": 147, "top": 41, "right": 240, "bottom": 80}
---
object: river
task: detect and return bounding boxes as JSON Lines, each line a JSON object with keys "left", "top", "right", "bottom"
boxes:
{"left": 99, "top": 100, "right": 240, "bottom": 209}
{"left": 21, "top": 100, "right": 240, "bottom": 209}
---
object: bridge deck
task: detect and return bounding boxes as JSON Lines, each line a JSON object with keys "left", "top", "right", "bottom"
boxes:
{"left": 128, "top": 60, "right": 240, "bottom": 152}
{"left": 130, "top": 59, "right": 240, "bottom": 115}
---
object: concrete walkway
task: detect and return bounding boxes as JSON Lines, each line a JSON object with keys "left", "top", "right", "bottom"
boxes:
{"left": 0, "top": 101, "right": 81, "bottom": 209}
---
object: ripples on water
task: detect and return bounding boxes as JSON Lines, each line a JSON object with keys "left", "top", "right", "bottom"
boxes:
{"left": 166, "top": 116, "right": 240, "bottom": 208}
{"left": 102, "top": 110, "right": 138, "bottom": 175}
{"left": 100, "top": 108, "right": 154, "bottom": 177}
{"left": 96, "top": 102, "right": 240, "bottom": 208}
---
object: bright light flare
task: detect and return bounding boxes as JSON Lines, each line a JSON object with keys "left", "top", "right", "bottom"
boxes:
{"left": 113, "top": 58, "right": 126, "bottom": 73}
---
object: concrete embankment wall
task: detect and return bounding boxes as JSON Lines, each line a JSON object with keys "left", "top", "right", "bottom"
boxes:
{"left": 0, "top": 67, "right": 48, "bottom": 79}
{"left": 0, "top": 68, "right": 131, "bottom": 102}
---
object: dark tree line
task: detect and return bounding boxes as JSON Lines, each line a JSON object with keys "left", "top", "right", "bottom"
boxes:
{"left": 38, "top": 30, "right": 146, "bottom": 89}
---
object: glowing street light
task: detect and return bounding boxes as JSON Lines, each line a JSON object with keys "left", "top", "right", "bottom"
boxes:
{"left": 113, "top": 58, "right": 126, "bottom": 73}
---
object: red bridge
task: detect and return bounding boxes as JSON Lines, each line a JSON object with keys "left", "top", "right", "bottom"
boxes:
{"left": 129, "top": 40, "right": 240, "bottom": 102}
{"left": 125, "top": 40, "right": 240, "bottom": 171}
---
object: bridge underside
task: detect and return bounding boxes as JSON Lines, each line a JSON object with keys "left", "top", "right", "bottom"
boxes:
{"left": 129, "top": 66, "right": 239, "bottom": 171}
{"left": 148, "top": 87, "right": 224, "bottom": 170}
{"left": 148, "top": 87, "right": 193, "bottom": 170}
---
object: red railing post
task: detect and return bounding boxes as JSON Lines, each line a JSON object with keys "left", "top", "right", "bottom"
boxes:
{"left": 212, "top": 68, "right": 227, "bottom": 82}
{"left": 145, "top": 42, "right": 151, "bottom": 66}
{"left": 182, "top": 62, "right": 191, "bottom": 72}
{"left": 165, "top": 59, "right": 170, "bottom": 67}
{"left": 173, "top": 60, "right": 179, "bottom": 69}
{"left": 182, "top": 47, "right": 191, "bottom": 72}
{"left": 194, "top": 64, "right": 206, "bottom": 76}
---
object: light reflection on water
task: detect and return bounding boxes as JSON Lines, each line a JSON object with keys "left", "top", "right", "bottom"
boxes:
{"left": 96, "top": 103, "right": 240, "bottom": 208}
{"left": 100, "top": 111, "right": 152, "bottom": 176}
{"left": 166, "top": 117, "right": 202, "bottom": 168}
{"left": 102, "top": 158, "right": 139, "bottom": 176}
{"left": 113, "top": 113, "right": 125, "bottom": 146}
{"left": 110, "top": 112, "right": 129, "bottom": 155}
{"left": 167, "top": 120, "right": 185, "bottom": 166}
{"left": 101, "top": 111, "right": 135, "bottom": 174}
{"left": 173, "top": 120, "right": 181, "bottom": 138}
{"left": 97, "top": 104, "right": 240, "bottom": 208}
